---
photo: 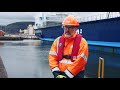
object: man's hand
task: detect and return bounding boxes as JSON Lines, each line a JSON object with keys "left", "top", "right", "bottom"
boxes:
{"left": 56, "top": 75, "right": 67, "bottom": 78}
{"left": 52, "top": 71, "right": 61, "bottom": 78}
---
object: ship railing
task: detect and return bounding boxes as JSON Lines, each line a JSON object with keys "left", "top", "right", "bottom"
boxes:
{"left": 79, "top": 12, "right": 120, "bottom": 23}
{"left": 46, "top": 16, "right": 65, "bottom": 22}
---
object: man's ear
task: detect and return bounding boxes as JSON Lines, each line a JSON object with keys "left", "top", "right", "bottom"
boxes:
{"left": 75, "top": 28, "right": 78, "bottom": 31}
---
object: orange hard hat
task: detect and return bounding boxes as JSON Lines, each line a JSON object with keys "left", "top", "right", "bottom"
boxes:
{"left": 62, "top": 15, "right": 80, "bottom": 26}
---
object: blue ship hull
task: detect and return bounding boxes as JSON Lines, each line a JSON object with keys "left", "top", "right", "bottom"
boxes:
{"left": 35, "top": 16, "right": 120, "bottom": 77}
{"left": 35, "top": 17, "right": 120, "bottom": 55}
{"left": 35, "top": 17, "right": 120, "bottom": 42}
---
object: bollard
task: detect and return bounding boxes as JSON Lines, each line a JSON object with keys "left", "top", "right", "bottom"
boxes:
{"left": 98, "top": 57, "right": 104, "bottom": 78}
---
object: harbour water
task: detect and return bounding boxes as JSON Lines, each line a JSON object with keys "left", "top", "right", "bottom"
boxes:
{"left": 0, "top": 40, "right": 53, "bottom": 78}
{"left": 0, "top": 40, "right": 120, "bottom": 78}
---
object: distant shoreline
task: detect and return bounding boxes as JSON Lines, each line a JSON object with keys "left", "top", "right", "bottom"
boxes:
{"left": 0, "top": 36, "right": 23, "bottom": 41}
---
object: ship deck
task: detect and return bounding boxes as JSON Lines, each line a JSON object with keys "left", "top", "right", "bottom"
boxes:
{"left": 40, "top": 38, "right": 120, "bottom": 55}
{"left": 88, "top": 41, "right": 120, "bottom": 55}
{"left": 41, "top": 38, "right": 120, "bottom": 48}
{"left": 87, "top": 41, "right": 120, "bottom": 48}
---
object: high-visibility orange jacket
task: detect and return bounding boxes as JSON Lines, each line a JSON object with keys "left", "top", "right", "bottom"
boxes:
{"left": 48, "top": 33, "right": 89, "bottom": 78}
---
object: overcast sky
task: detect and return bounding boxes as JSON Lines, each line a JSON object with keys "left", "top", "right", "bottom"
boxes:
{"left": 0, "top": 12, "right": 107, "bottom": 25}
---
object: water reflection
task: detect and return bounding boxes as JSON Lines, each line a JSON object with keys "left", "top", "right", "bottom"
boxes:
{"left": 0, "top": 40, "right": 42, "bottom": 46}
{"left": 0, "top": 40, "right": 120, "bottom": 78}
{"left": 0, "top": 42, "right": 4, "bottom": 46}
{"left": 0, "top": 40, "right": 53, "bottom": 78}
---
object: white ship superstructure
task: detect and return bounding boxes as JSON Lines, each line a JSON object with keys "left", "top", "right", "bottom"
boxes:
{"left": 34, "top": 12, "right": 69, "bottom": 29}
{"left": 34, "top": 12, "right": 120, "bottom": 30}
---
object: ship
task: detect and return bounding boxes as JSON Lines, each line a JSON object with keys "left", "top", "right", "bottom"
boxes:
{"left": 34, "top": 12, "right": 68, "bottom": 41}
{"left": 34, "top": 12, "right": 120, "bottom": 55}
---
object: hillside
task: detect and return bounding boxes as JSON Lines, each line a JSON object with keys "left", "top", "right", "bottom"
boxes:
{"left": 5, "top": 22, "right": 35, "bottom": 34}
{"left": 0, "top": 25, "right": 6, "bottom": 31}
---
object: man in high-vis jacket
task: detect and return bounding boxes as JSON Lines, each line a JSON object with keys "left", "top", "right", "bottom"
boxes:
{"left": 48, "top": 15, "right": 89, "bottom": 78}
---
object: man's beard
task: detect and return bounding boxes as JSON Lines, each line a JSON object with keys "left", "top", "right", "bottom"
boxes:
{"left": 65, "top": 34, "right": 71, "bottom": 37}
{"left": 64, "top": 31, "right": 71, "bottom": 37}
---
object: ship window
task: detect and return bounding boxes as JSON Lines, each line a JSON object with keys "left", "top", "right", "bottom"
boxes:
{"left": 80, "top": 29, "right": 82, "bottom": 34}
{"left": 39, "top": 17, "right": 43, "bottom": 20}
{"left": 46, "top": 17, "right": 49, "bottom": 20}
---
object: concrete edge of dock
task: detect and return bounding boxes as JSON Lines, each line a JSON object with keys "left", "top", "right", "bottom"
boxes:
{"left": 0, "top": 56, "right": 8, "bottom": 78}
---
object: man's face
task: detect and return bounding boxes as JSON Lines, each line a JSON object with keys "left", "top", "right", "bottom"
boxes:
{"left": 63, "top": 26, "right": 78, "bottom": 37}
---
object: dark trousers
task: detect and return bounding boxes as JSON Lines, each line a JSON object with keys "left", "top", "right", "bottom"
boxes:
{"left": 73, "top": 70, "right": 85, "bottom": 78}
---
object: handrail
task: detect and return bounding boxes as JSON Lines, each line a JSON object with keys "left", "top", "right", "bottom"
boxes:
{"left": 79, "top": 12, "right": 120, "bottom": 23}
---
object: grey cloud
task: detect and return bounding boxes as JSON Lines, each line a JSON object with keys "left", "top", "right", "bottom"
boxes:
{"left": 0, "top": 12, "right": 39, "bottom": 25}
{"left": 0, "top": 12, "right": 107, "bottom": 25}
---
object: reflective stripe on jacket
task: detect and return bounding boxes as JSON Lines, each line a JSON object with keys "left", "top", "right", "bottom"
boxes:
{"left": 49, "top": 33, "right": 89, "bottom": 78}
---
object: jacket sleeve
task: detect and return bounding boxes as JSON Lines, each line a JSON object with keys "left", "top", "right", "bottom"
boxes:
{"left": 64, "top": 38, "right": 89, "bottom": 78}
{"left": 48, "top": 37, "right": 60, "bottom": 72}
